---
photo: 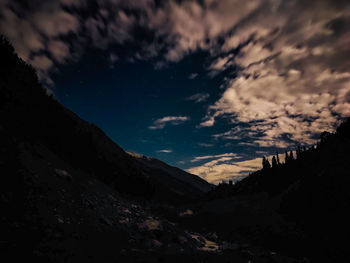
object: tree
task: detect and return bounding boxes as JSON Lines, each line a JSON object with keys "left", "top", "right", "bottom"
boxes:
{"left": 289, "top": 150, "right": 294, "bottom": 161}
{"left": 276, "top": 151, "right": 280, "bottom": 165}
{"left": 262, "top": 156, "right": 271, "bottom": 169}
{"left": 285, "top": 151, "right": 289, "bottom": 163}
{"left": 272, "top": 156, "right": 278, "bottom": 168}
{"left": 320, "top": 131, "right": 331, "bottom": 145}
{"left": 296, "top": 146, "right": 301, "bottom": 159}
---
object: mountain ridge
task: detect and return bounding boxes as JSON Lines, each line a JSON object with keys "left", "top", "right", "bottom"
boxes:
{"left": 129, "top": 152, "right": 213, "bottom": 193}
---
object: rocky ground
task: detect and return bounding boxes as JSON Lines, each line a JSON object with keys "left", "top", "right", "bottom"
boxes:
{"left": 0, "top": 137, "right": 304, "bottom": 262}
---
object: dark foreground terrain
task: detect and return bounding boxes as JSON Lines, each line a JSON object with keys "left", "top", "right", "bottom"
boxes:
{"left": 1, "top": 36, "right": 350, "bottom": 262}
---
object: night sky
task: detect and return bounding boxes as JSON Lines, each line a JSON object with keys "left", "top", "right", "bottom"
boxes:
{"left": 1, "top": 0, "right": 350, "bottom": 183}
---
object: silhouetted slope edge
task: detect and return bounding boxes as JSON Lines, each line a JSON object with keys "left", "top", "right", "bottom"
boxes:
{"left": 0, "top": 36, "right": 210, "bottom": 203}
{"left": 129, "top": 152, "right": 213, "bottom": 193}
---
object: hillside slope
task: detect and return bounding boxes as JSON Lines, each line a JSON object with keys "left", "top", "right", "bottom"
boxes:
{"left": 129, "top": 152, "right": 213, "bottom": 194}
{"left": 0, "top": 36, "right": 213, "bottom": 261}
{"left": 0, "top": 36, "right": 211, "bottom": 204}
{"left": 177, "top": 118, "right": 350, "bottom": 262}
{"left": 0, "top": 135, "right": 210, "bottom": 261}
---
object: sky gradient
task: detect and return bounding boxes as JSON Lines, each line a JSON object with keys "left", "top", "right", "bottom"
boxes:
{"left": 1, "top": 0, "right": 350, "bottom": 183}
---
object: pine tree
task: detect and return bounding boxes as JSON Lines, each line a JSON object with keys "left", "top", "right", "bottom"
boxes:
{"left": 289, "top": 150, "right": 294, "bottom": 160}
{"left": 262, "top": 156, "right": 271, "bottom": 169}
{"left": 266, "top": 158, "right": 271, "bottom": 169}
{"left": 276, "top": 151, "right": 280, "bottom": 165}
{"left": 272, "top": 156, "right": 277, "bottom": 168}
{"left": 262, "top": 156, "right": 266, "bottom": 168}
{"left": 296, "top": 146, "right": 301, "bottom": 159}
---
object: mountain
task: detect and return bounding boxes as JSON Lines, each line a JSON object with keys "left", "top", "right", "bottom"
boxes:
{"left": 0, "top": 36, "right": 211, "bottom": 205}
{"left": 129, "top": 152, "right": 213, "bottom": 194}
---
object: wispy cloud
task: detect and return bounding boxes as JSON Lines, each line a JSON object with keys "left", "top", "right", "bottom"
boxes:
{"left": 190, "top": 153, "right": 238, "bottom": 163}
{"left": 149, "top": 116, "right": 190, "bottom": 130}
{"left": 212, "top": 126, "right": 292, "bottom": 148}
{"left": 157, "top": 149, "right": 173, "bottom": 153}
{"left": 186, "top": 93, "right": 210, "bottom": 103}
{"left": 197, "top": 142, "right": 214, "bottom": 147}
{"left": 108, "top": 53, "right": 118, "bottom": 68}
{"left": 188, "top": 155, "right": 275, "bottom": 184}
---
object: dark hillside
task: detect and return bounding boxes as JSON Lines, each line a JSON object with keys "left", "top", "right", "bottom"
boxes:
{"left": 182, "top": 118, "right": 350, "bottom": 261}
{"left": 0, "top": 36, "right": 211, "bottom": 204}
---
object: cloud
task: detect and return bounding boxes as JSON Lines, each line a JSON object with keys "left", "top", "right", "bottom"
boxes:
{"left": 188, "top": 151, "right": 289, "bottom": 184}
{"left": 188, "top": 155, "right": 269, "bottom": 184}
{"left": 0, "top": 1, "right": 81, "bottom": 89}
{"left": 31, "top": 55, "right": 54, "bottom": 71}
{"left": 208, "top": 54, "right": 234, "bottom": 74}
{"left": 108, "top": 53, "right": 119, "bottom": 68}
{"left": 197, "top": 142, "right": 214, "bottom": 147}
{"left": 1, "top": 0, "right": 349, "bottom": 149}
{"left": 190, "top": 153, "right": 238, "bottom": 162}
{"left": 147, "top": 0, "right": 260, "bottom": 62}
{"left": 60, "top": 0, "right": 87, "bottom": 7}
{"left": 48, "top": 40, "right": 70, "bottom": 63}
{"left": 188, "top": 73, "right": 198, "bottom": 79}
{"left": 149, "top": 116, "right": 190, "bottom": 130}
{"left": 157, "top": 149, "right": 173, "bottom": 153}
{"left": 0, "top": 0, "right": 152, "bottom": 89}
{"left": 186, "top": 93, "right": 210, "bottom": 103}
{"left": 198, "top": 0, "right": 350, "bottom": 148}
{"left": 33, "top": 10, "right": 79, "bottom": 37}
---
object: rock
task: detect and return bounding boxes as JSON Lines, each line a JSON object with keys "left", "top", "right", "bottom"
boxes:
{"left": 55, "top": 169, "right": 72, "bottom": 182}
{"left": 99, "top": 216, "right": 113, "bottom": 226}
{"left": 138, "top": 218, "right": 161, "bottom": 231}
{"left": 179, "top": 209, "right": 193, "bottom": 217}
{"left": 221, "top": 241, "right": 238, "bottom": 250}
{"left": 148, "top": 239, "right": 162, "bottom": 250}
{"left": 166, "top": 243, "right": 182, "bottom": 254}
{"left": 178, "top": 235, "right": 188, "bottom": 245}
{"left": 206, "top": 232, "right": 218, "bottom": 241}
